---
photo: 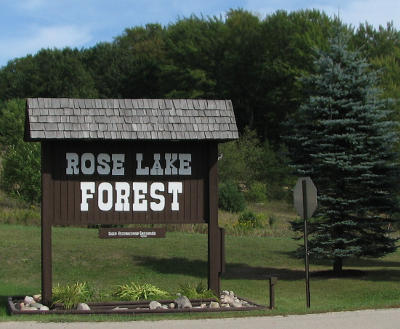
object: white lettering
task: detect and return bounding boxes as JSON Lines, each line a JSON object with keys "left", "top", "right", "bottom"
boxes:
{"left": 150, "top": 182, "right": 165, "bottom": 211}
{"left": 150, "top": 153, "right": 163, "bottom": 175}
{"left": 132, "top": 182, "right": 147, "bottom": 211}
{"left": 80, "top": 182, "right": 95, "bottom": 211}
{"left": 66, "top": 153, "right": 79, "bottom": 175}
{"left": 136, "top": 153, "right": 149, "bottom": 175}
{"left": 98, "top": 182, "right": 113, "bottom": 211}
{"left": 81, "top": 153, "right": 95, "bottom": 175}
{"left": 115, "top": 182, "right": 130, "bottom": 211}
{"left": 178, "top": 154, "right": 191, "bottom": 175}
{"left": 165, "top": 153, "right": 178, "bottom": 175}
{"left": 97, "top": 153, "right": 111, "bottom": 175}
{"left": 168, "top": 182, "right": 183, "bottom": 211}
{"left": 112, "top": 154, "right": 125, "bottom": 175}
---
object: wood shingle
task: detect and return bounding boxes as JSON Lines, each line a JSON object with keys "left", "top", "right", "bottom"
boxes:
{"left": 25, "top": 98, "right": 238, "bottom": 141}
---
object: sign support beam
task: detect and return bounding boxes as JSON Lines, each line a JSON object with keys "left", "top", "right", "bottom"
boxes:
{"left": 208, "top": 142, "right": 221, "bottom": 296}
{"left": 302, "top": 179, "right": 311, "bottom": 308}
{"left": 41, "top": 142, "right": 53, "bottom": 305}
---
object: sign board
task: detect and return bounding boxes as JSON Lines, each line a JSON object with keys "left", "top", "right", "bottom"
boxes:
{"left": 99, "top": 227, "right": 166, "bottom": 239}
{"left": 42, "top": 141, "right": 208, "bottom": 225}
{"left": 293, "top": 177, "right": 317, "bottom": 219}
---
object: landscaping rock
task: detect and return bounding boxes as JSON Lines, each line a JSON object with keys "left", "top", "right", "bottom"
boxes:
{"left": 200, "top": 303, "right": 207, "bottom": 308}
{"left": 162, "top": 305, "right": 168, "bottom": 310}
{"left": 30, "top": 303, "right": 43, "bottom": 309}
{"left": 24, "top": 296, "right": 35, "bottom": 305}
{"left": 33, "top": 294, "right": 42, "bottom": 302}
{"left": 169, "top": 303, "right": 175, "bottom": 309}
{"left": 220, "top": 294, "right": 234, "bottom": 305}
{"left": 231, "top": 301, "right": 242, "bottom": 308}
{"left": 39, "top": 306, "right": 50, "bottom": 311}
{"left": 149, "top": 301, "right": 162, "bottom": 310}
{"left": 209, "top": 301, "right": 220, "bottom": 308}
{"left": 174, "top": 295, "right": 192, "bottom": 309}
{"left": 77, "top": 303, "right": 90, "bottom": 311}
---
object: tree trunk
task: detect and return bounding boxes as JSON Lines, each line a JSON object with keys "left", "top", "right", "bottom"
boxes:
{"left": 333, "top": 257, "right": 343, "bottom": 275}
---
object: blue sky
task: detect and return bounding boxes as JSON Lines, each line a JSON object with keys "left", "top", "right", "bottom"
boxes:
{"left": 0, "top": 0, "right": 399, "bottom": 67}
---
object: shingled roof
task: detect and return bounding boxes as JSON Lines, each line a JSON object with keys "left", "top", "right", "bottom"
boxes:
{"left": 25, "top": 98, "right": 239, "bottom": 141}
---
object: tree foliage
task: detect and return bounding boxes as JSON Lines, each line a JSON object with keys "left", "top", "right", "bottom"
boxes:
{"left": 287, "top": 31, "right": 400, "bottom": 273}
{"left": 0, "top": 100, "right": 41, "bottom": 203}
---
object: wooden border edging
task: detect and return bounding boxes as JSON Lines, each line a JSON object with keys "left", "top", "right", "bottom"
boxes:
{"left": 7, "top": 296, "right": 266, "bottom": 315}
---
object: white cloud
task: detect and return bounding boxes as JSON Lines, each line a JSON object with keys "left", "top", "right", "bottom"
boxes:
{"left": 244, "top": 0, "right": 400, "bottom": 28}
{"left": 0, "top": 25, "right": 92, "bottom": 64}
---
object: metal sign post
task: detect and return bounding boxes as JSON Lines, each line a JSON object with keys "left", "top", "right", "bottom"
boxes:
{"left": 293, "top": 177, "right": 317, "bottom": 308}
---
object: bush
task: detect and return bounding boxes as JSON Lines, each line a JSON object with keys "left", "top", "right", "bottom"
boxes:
{"left": 1, "top": 141, "right": 41, "bottom": 203}
{"left": 52, "top": 282, "right": 93, "bottom": 309}
{"left": 177, "top": 281, "right": 216, "bottom": 299}
{"left": 218, "top": 181, "right": 246, "bottom": 212}
{"left": 237, "top": 210, "right": 263, "bottom": 229}
{"left": 0, "top": 99, "right": 41, "bottom": 204}
{"left": 245, "top": 182, "right": 268, "bottom": 202}
{"left": 113, "top": 282, "right": 168, "bottom": 301}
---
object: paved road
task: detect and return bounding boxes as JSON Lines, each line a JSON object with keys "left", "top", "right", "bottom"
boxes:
{"left": 1, "top": 308, "right": 399, "bottom": 329}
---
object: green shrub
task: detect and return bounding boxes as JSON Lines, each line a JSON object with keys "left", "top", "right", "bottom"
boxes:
{"left": 52, "top": 282, "right": 93, "bottom": 309}
{"left": 246, "top": 182, "right": 268, "bottom": 202}
{"left": 177, "top": 281, "right": 216, "bottom": 300}
{"left": 218, "top": 181, "right": 246, "bottom": 212}
{"left": 237, "top": 210, "right": 263, "bottom": 229}
{"left": 114, "top": 282, "right": 168, "bottom": 301}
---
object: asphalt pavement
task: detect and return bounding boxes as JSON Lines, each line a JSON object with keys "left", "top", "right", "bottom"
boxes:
{"left": 0, "top": 308, "right": 399, "bottom": 329}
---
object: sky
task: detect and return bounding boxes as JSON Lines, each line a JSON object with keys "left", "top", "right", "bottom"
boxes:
{"left": 0, "top": 0, "right": 399, "bottom": 67}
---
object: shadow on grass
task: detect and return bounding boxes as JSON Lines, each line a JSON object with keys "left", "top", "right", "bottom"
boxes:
{"left": 134, "top": 256, "right": 400, "bottom": 282}
{"left": 134, "top": 256, "right": 304, "bottom": 280}
{"left": 0, "top": 295, "right": 10, "bottom": 315}
{"left": 276, "top": 250, "right": 400, "bottom": 268}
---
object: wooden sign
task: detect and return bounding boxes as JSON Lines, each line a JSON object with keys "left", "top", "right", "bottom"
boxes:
{"left": 42, "top": 141, "right": 208, "bottom": 225}
{"left": 26, "top": 97, "right": 239, "bottom": 305}
{"left": 99, "top": 227, "right": 166, "bottom": 239}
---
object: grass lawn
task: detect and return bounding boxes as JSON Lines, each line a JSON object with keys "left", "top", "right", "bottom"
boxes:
{"left": 0, "top": 223, "right": 399, "bottom": 321}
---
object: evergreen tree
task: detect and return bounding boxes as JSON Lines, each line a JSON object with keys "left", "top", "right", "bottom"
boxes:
{"left": 287, "top": 31, "right": 400, "bottom": 274}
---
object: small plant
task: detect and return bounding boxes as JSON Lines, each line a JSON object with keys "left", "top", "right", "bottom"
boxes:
{"left": 52, "top": 281, "right": 92, "bottom": 309}
{"left": 218, "top": 181, "right": 246, "bottom": 213}
{"left": 268, "top": 215, "right": 277, "bottom": 227}
{"left": 236, "top": 210, "right": 264, "bottom": 230}
{"left": 245, "top": 182, "right": 268, "bottom": 202}
{"left": 114, "top": 282, "right": 168, "bottom": 301}
{"left": 177, "top": 281, "right": 216, "bottom": 299}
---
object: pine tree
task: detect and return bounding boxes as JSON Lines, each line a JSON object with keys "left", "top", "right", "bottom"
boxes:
{"left": 287, "top": 31, "right": 400, "bottom": 274}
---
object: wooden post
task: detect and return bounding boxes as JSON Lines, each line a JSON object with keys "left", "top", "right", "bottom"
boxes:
{"left": 208, "top": 142, "right": 221, "bottom": 296}
{"left": 41, "top": 142, "right": 53, "bottom": 306}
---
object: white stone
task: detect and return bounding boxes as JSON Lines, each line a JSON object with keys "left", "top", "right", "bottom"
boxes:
{"left": 209, "top": 301, "right": 220, "bottom": 308}
{"left": 231, "top": 301, "right": 242, "bottom": 308}
{"left": 169, "top": 303, "right": 175, "bottom": 309}
{"left": 39, "top": 306, "right": 50, "bottom": 311}
{"left": 200, "top": 303, "right": 207, "bottom": 308}
{"left": 174, "top": 295, "right": 192, "bottom": 309}
{"left": 77, "top": 303, "right": 90, "bottom": 311}
{"left": 149, "top": 301, "right": 162, "bottom": 310}
{"left": 33, "top": 294, "right": 42, "bottom": 302}
{"left": 24, "top": 296, "right": 35, "bottom": 305}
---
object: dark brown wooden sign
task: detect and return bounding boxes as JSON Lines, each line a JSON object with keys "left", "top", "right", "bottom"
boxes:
{"left": 26, "top": 97, "right": 239, "bottom": 306}
{"left": 42, "top": 141, "right": 209, "bottom": 225}
{"left": 99, "top": 227, "right": 166, "bottom": 239}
